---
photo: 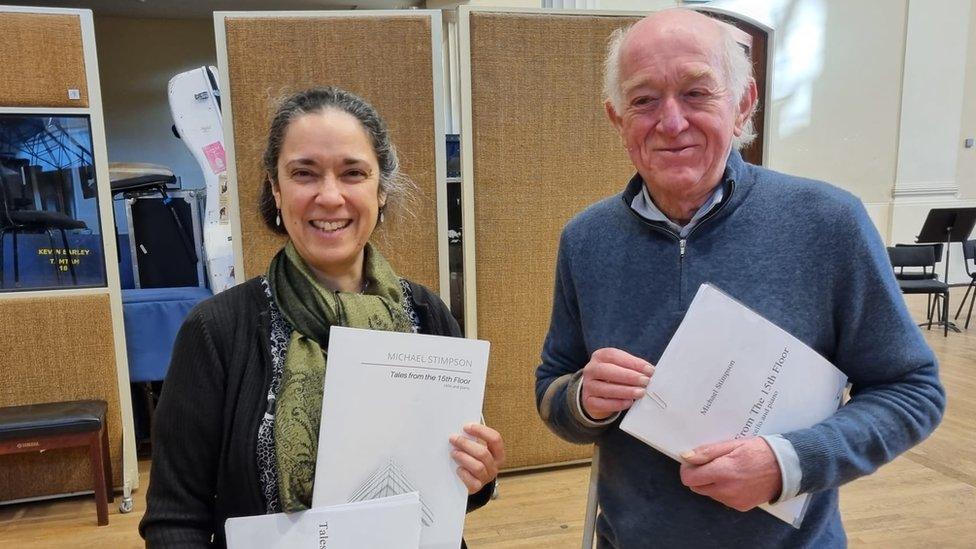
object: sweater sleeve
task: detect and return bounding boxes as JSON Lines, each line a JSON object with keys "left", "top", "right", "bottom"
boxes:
{"left": 535, "top": 230, "right": 614, "bottom": 444}
{"left": 139, "top": 306, "right": 226, "bottom": 547}
{"left": 781, "top": 198, "right": 946, "bottom": 495}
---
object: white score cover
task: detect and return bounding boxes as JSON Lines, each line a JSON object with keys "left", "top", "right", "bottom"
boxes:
{"left": 621, "top": 284, "right": 848, "bottom": 527}
{"left": 225, "top": 492, "right": 423, "bottom": 549}
{"left": 314, "top": 327, "right": 490, "bottom": 549}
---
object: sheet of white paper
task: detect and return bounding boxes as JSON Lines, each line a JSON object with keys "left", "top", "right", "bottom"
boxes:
{"left": 224, "top": 493, "right": 422, "bottom": 549}
{"left": 313, "top": 327, "right": 490, "bottom": 549}
{"left": 620, "top": 284, "right": 848, "bottom": 527}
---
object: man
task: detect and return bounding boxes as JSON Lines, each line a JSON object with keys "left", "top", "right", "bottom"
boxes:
{"left": 535, "top": 9, "right": 945, "bottom": 548}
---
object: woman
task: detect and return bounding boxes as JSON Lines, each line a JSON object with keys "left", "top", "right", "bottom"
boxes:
{"left": 140, "top": 87, "right": 504, "bottom": 547}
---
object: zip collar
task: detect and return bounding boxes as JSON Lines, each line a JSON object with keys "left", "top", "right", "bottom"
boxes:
{"left": 619, "top": 148, "right": 746, "bottom": 239}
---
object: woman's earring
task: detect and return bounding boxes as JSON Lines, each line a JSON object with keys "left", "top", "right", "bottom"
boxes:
{"left": 378, "top": 206, "right": 385, "bottom": 224}
{"left": 275, "top": 209, "right": 282, "bottom": 227}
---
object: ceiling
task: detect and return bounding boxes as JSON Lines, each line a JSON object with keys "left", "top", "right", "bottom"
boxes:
{"left": 0, "top": 0, "right": 425, "bottom": 19}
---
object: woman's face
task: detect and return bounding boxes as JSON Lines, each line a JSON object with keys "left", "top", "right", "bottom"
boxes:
{"left": 271, "top": 109, "right": 383, "bottom": 283}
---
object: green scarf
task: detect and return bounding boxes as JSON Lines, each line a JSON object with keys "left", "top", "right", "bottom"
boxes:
{"left": 268, "top": 241, "right": 413, "bottom": 512}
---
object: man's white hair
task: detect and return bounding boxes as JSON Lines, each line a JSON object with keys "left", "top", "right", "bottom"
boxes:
{"left": 602, "top": 13, "right": 758, "bottom": 149}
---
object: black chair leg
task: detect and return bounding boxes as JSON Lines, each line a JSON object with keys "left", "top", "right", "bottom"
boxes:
{"left": 944, "top": 292, "right": 949, "bottom": 337}
{"left": 966, "top": 283, "right": 976, "bottom": 330}
{"left": 955, "top": 279, "right": 974, "bottom": 319}
{"left": 59, "top": 228, "right": 77, "bottom": 285}
{"left": 46, "top": 229, "right": 63, "bottom": 286}
{"left": 926, "top": 293, "right": 938, "bottom": 329}
{"left": 143, "top": 382, "right": 158, "bottom": 443}
{"left": 12, "top": 230, "right": 19, "bottom": 287}
{"left": 112, "top": 200, "right": 122, "bottom": 264}
{"left": 157, "top": 186, "right": 198, "bottom": 265}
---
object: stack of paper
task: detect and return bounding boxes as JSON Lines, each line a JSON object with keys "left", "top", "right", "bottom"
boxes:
{"left": 225, "top": 493, "right": 422, "bottom": 549}
{"left": 225, "top": 328, "right": 490, "bottom": 549}
{"left": 620, "top": 284, "right": 848, "bottom": 527}
{"left": 313, "top": 327, "right": 490, "bottom": 549}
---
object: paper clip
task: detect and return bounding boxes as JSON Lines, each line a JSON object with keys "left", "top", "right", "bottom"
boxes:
{"left": 647, "top": 391, "right": 668, "bottom": 410}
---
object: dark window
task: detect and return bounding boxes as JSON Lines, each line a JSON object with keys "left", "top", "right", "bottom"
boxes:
{"left": 0, "top": 114, "right": 106, "bottom": 290}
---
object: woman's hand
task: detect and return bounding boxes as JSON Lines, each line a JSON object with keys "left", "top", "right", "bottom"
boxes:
{"left": 449, "top": 424, "right": 506, "bottom": 494}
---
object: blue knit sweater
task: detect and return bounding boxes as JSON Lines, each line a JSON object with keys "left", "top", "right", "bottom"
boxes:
{"left": 535, "top": 150, "right": 945, "bottom": 548}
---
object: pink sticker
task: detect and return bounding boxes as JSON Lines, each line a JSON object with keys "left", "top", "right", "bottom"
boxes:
{"left": 203, "top": 141, "right": 227, "bottom": 174}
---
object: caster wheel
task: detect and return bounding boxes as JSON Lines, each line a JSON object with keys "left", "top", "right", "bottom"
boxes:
{"left": 119, "top": 497, "right": 134, "bottom": 513}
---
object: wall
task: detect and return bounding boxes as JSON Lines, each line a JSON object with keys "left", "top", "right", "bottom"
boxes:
{"left": 710, "top": 0, "right": 976, "bottom": 283}
{"left": 706, "top": 0, "right": 907, "bottom": 236}
{"left": 896, "top": 0, "right": 969, "bottom": 196}
{"left": 889, "top": 0, "right": 974, "bottom": 284}
{"left": 94, "top": 16, "right": 217, "bottom": 190}
{"left": 957, "top": 0, "right": 976, "bottom": 202}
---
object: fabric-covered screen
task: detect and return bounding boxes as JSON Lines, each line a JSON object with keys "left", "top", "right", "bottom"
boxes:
{"left": 223, "top": 15, "right": 441, "bottom": 293}
{"left": 0, "top": 12, "right": 88, "bottom": 108}
{"left": 466, "top": 11, "right": 642, "bottom": 469}
{"left": 0, "top": 294, "right": 123, "bottom": 499}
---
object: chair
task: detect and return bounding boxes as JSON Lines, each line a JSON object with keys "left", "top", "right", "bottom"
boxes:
{"left": 0, "top": 400, "right": 113, "bottom": 526}
{"left": 894, "top": 243, "right": 944, "bottom": 320}
{"left": 894, "top": 243, "right": 944, "bottom": 279}
{"left": 0, "top": 169, "right": 87, "bottom": 288}
{"left": 109, "top": 163, "right": 198, "bottom": 267}
{"left": 954, "top": 239, "right": 976, "bottom": 329}
{"left": 887, "top": 246, "right": 950, "bottom": 337}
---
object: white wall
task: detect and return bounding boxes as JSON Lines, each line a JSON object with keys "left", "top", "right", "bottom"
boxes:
{"left": 706, "top": 0, "right": 976, "bottom": 283}
{"left": 895, "top": 0, "right": 970, "bottom": 196}
{"left": 957, "top": 0, "right": 976, "bottom": 202}
{"left": 889, "top": 0, "right": 974, "bottom": 285}
{"left": 94, "top": 16, "right": 217, "bottom": 190}
{"left": 707, "top": 0, "right": 906, "bottom": 210}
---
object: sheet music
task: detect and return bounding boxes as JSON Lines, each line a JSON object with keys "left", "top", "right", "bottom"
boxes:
{"left": 621, "top": 284, "right": 848, "bottom": 527}
{"left": 313, "top": 327, "right": 490, "bottom": 549}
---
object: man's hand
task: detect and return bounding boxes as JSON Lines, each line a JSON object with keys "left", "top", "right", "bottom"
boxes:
{"left": 678, "top": 437, "right": 783, "bottom": 512}
{"left": 580, "top": 347, "right": 654, "bottom": 420}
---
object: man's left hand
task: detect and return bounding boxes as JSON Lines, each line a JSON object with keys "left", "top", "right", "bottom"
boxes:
{"left": 678, "top": 437, "right": 782, "bottom": 512}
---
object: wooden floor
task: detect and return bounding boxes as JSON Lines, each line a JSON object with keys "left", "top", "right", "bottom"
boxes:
{"left": 1, "top": 292, "right": 974, "bottom": 548}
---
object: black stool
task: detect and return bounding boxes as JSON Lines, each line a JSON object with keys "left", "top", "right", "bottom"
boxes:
{"left": 109, "top": 163, "right": 197, "bottom": 266}
{"left": 0, "top": 400, "right": 113, "bottom": 526}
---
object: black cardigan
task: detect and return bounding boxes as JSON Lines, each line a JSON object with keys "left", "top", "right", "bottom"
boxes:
{"left": 140, "top": 277, "right": 492, "bottom": 547}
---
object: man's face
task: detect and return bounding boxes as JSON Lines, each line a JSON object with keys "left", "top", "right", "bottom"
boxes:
{"left": 607, "top": 17, "right": 754, "bottom": 199}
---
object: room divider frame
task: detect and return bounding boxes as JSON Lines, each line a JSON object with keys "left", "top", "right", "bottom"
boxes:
{"left": 0, "top": 5, "right": 137, "bottom": 505}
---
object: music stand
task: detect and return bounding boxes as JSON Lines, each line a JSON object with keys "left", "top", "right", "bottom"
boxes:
{"left": 916, "top": 207, "right": 976, "bottom": 333}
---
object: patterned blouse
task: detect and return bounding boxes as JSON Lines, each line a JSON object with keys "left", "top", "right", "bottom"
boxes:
{"left": 256, "top": 277, "right": 421, "bottom": 512}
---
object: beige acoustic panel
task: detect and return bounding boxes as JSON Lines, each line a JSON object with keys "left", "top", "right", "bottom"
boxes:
{"left": 225, "top": 16, "right": 439, "bottom": 292}
{"left": 0, "top": 12, "right": 89, "bottom": 107}
{"left": 0, "top": 294, "right": 122, "bottom": 500}
{"left": 470, "top": 12, "right": 641, "bottom": 469}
